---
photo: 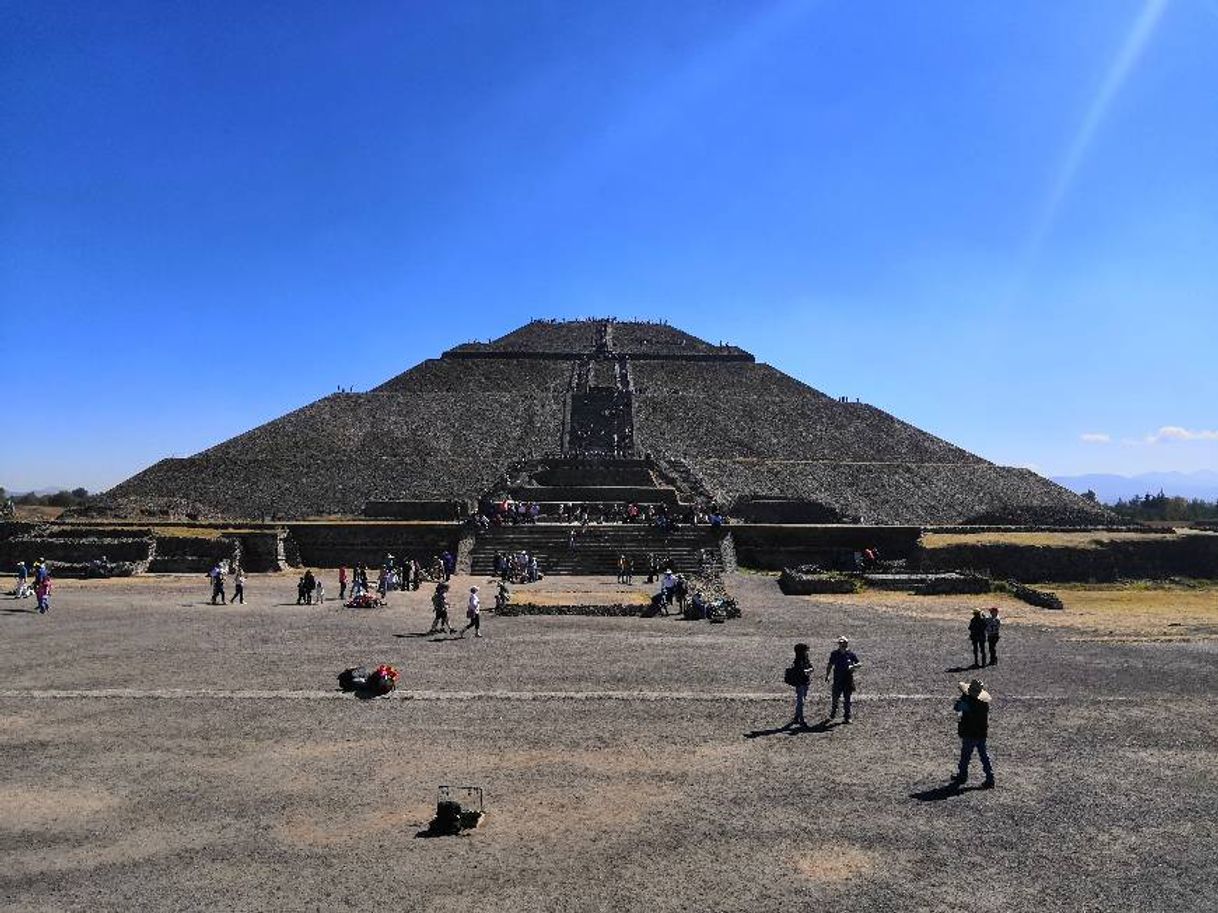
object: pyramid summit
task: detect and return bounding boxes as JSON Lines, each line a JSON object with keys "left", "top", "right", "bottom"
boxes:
{"left": 102, "top": 318, "right": 1106, "bottom": 526}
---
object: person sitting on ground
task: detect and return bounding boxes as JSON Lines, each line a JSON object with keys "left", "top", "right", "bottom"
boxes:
{"left": 691, "top": 590, "right": 707, "bottom": 620}
{"left": 969, "top": 609, "right": 988, "bottom": 668}
{"left": 495, "top": 579, "right": 510, "bottom": 610}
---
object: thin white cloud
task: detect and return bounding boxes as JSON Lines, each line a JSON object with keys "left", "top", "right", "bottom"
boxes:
{"left": 1145, "top": 426, "right": 1218, "bottom": 443}
{"left": 1080, "top": 432, "right": 1112, "bottom": 444}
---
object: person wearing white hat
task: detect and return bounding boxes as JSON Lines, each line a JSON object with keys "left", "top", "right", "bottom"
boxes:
{"left": 461, "top": 585, "right": 482, "bottom": 638}
{"left": 952, "top": 679, "right": 995, "bottom": 788}
{"left": 824, "top": 636, "right": 860, "bottom": 724}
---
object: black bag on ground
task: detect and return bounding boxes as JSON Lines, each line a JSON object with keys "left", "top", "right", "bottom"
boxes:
{"left": 338, "top": 667, "right": 368, "bottom": 691}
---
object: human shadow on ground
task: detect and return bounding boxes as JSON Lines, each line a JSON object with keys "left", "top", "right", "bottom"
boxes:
{"left": 910, "top": 782, "right": 985, "bottom": 802}
{"left": 394, "top": 632, "right": 434, "bottom": 638}
{"left": 945, "top": 665, "right": 982, "bottom": 674}
{"left": 1, "top": 606, "right": 38, "bottom": 614}
{"left": 745, "top": 719, "right": 838, "bottom": 739}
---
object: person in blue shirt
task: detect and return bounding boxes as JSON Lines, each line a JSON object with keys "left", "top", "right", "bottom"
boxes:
{"left": 824, "top": 636, "right": 861, "bottom": 724}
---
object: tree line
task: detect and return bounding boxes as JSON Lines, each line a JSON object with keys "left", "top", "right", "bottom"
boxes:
{"left": 0, "top": 487, "right": 92, "bottom": 508}
{"left": 1084, "top": 489, "right": 1218, "bottom": 521}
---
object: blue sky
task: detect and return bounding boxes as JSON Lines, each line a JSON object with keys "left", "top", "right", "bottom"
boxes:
{"left": 2, "top": 0, "right": 1216, "bottom": 492}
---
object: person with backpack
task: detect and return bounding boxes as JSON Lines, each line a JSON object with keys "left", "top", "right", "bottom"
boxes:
{"left": 824, "top": 636, "right": 860, "bottom": 724}
{"left": 461, "top": 585, "right": 482, "bottom": 638}
{"left": 785, "top": 643, "right": 815, "bottom": 728}
{"left": 968, "top": 609, "right": 988, "bottom": 668}
{"left": 35, "top": 572, "right": 52, "bottom": 614}
{"left": 208, "top": 562, "right": 226, "bottom": 605}
{"left": 985, "top": 607, "right": 1001, "bottom": 666}
{"left": 952, "top": 679, "right": 995, "bottom": 788}
{"left": 429, "top": 582, "right": 454, "bottom": 635}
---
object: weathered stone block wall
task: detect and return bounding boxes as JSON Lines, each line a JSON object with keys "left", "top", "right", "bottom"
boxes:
{"left": 915, "top": 535, "right": 1218, "bottom": 582}
{"left": 363, "top": 501, "right": 468, "bottom": 520}
{"left": 285, "top": 523, "right": 461, "bottom": 568}
{"left": 231, "top": 531, "right": 284, "bottom": 572}
{"left": 731, "top": 525, "right": 921, "bottom": 571}
{"left": 148, "top": 535, "right": 238, "bottom": 573}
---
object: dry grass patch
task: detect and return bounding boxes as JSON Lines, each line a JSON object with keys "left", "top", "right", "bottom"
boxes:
{"left": 921, "top": 531, "right": 1182, "bottom": 549}
{"left": 803, "top": 582, "right": 1218, "bottom": 641}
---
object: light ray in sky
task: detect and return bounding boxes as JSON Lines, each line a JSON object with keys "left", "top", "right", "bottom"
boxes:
{"left": 1020, "top": 0, "right": 1169, "bottom": 274}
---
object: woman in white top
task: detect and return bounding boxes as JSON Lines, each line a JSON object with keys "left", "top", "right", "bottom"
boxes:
{"left": 461, "top": 586, "right": 482, "bottom": 638}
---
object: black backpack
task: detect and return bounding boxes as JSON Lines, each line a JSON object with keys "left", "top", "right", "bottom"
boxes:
{"left": 784, "top": 664, "right": 810, "bottom": 688}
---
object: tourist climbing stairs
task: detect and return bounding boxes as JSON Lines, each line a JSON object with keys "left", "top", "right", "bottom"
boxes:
{"left": 469, "top": 523, "right": 724, "bottom": 577}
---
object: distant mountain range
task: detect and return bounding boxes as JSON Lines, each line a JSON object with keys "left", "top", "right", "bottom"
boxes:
{"left": 1052, "top": 470, "right": 1218, "bottom": 503}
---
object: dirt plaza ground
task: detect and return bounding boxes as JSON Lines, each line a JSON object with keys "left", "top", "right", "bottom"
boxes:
{"left": 2, "top": 572, "right": 1217, "bottom": 912}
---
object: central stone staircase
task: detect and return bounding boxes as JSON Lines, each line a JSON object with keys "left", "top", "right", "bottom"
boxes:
{"left": 469, "top": 523, "right": 725, "bottom": 577}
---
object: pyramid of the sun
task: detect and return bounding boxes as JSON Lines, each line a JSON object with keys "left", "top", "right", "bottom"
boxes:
{"left": 104, "top": 319, "right": 1107, "bottom": 525}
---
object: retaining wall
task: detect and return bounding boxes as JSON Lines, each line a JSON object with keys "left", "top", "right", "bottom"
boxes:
{"left": 915, "top": 534, "right": 1218, "bottom": 582}
{"left": 731, "top": 525, "right": 922, "bottom": 571}
{"left": 285, "top": 523, "right": 462, "bottom": 568}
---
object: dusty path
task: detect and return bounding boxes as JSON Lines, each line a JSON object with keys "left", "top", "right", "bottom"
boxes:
{"left": 2, "top": 572, "right": 1216, "bottom": 912}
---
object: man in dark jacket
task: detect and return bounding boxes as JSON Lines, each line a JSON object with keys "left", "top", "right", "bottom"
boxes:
{"left": 968, "top": 610, "right": 988, "bottom": 668}
{"left": 824, "top": 636, "right": 860, "bottom": 724}
{"left": 952, "top": 679, "right": 995, "bottom": 788}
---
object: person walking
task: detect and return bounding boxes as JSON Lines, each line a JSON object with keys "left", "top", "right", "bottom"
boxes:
{"left": 461, "top": 585, "right": 482, "bottom": 638}
{"left": 785, "top": 643, "right": 815, "bottom": 728}
{"left": 824, "top": 636, "right": 860, "bottom": 724}
{"left": 968, "top": 610, "right": 988, "bottom": 668}
{"left": 338, "top": 566, "right": 348, "bottom": 601}
{"left": 35, "top": 572, "right": 52, "bottom": 614}
{"left": 231, "top": 568, "right": 245, "bottom": 604}
{"left": 985, "top": 607, "right": 1001, "bottom": 666}
{"left": 429, "top": 582, "right": 454, "bottom": 634}
{"left": 952, "top": 679, "right": 995, "bottom": 788}
{"left": 14, "top": 561, "right": 30, "bottom": 599}
{"left": 208, "top": 562, "right": 226, "bottom": 605}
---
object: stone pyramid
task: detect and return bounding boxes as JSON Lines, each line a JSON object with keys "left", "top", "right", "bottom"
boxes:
{"left": 103, "top": 318, "right": 1108, "bottom": 525}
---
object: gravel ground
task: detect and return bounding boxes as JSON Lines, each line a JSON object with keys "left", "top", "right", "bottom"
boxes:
{"left": 2, "top": 573, "right": 1216, "bottom": 912}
